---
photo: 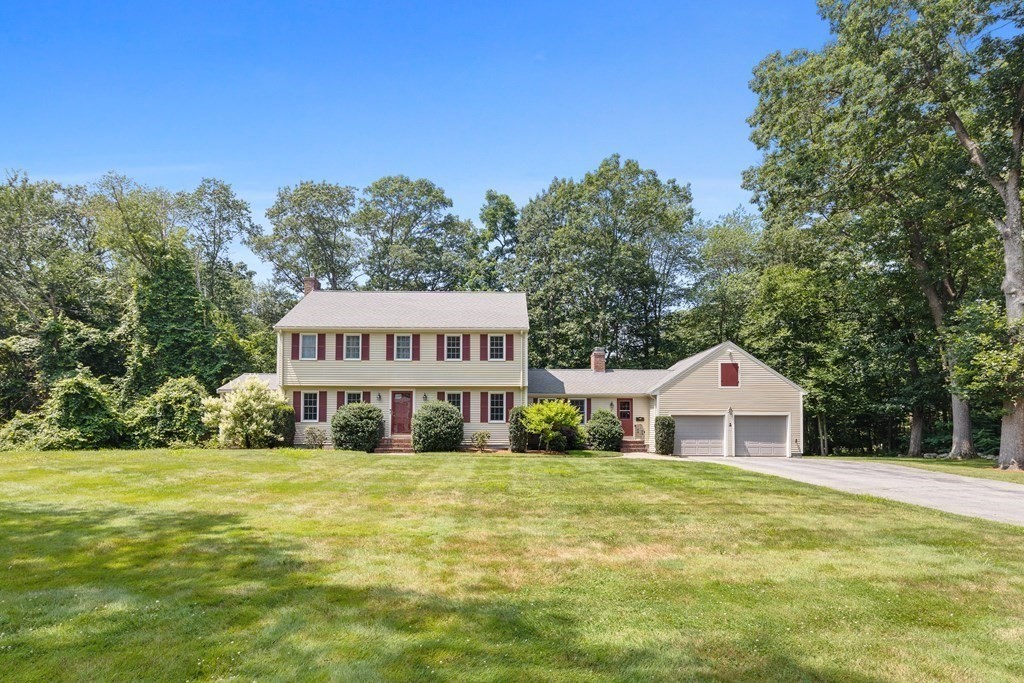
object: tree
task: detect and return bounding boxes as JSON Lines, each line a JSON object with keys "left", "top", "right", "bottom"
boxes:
{"left": 249, "top": 181, "right": 360, "bottom": 292}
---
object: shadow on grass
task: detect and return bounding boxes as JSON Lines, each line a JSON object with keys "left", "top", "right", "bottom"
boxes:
{"left": 0, "top": 501, "right": 875, "bottom": 681}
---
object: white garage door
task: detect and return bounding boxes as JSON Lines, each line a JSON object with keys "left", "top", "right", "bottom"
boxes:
{"left": 735, "top": 416, "right": 788, "bottom": 456}
{"left": 674, "top": 415, "right": 724, "bottom": 456}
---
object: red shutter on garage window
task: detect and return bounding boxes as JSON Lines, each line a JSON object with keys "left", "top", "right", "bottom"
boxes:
{"left": 505, "top": 391, "right": 514, "bottom": 422}
{"left": 437, "top": 391, "right": 445, "bottom": 401}
{"left": 361, "top": 333, "right": 370, "bottom": 361}
{"left": 721, "top": 362, "right": 739, "bottom": 387}
{"left": 586, "top": 398, "right": 591, "bottom": 421}
{"left": 317, "top": 334, "right": 326, "bottom": 361}
{"left": 293, "top": 391, "right": 301, "bottom": 422}
{"left": 481, "top": 392, "right": 488, "bottom": 423}
{"left": 291, "top": 334, "right": 299, "bottom": 360}
{"left": 462, "top": 391, "right": 470, "bottom": 423}
{"left": 318, "top": 391, "right": 327, "bottom": 421}
{"left": 437, "top": 334, "right": 445, "bottom": 361}
{"left": 506, "top": 334, "right": 514, "bottom": 361}
{"left": 337, "top": 391, "right": 345, "bottom": 408}
{"left": 335, "top": 334, "right": 343, "bottom": 360}
{"left": 462, "top": 334, "right": 470, "bottom": 361}
{"left": 412, "top": 334, "right": 420, "bottom": 361}
{"left": 480, "top": 334, "right": 487, "bottom": 361}
{"left": 362, "top": 391, "right": 371, "bottom": 404}
{"left": 386, "top": 334, "right": 394, "bottom": 361}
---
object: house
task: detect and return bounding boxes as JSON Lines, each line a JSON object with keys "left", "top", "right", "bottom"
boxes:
{"left": 219, "top": 279, "right": 805, "bottom": 455}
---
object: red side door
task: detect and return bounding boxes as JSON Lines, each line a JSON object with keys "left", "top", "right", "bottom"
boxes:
{"left": 617, "top": 398, "right": 634, "bottom": 437}
{"left": 391, "top": 391, "right": 413, "bottom": 434}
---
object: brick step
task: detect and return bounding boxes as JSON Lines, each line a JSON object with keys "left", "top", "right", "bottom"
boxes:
{"left": 621, "top": 441, "right": 649, "bottom": 453}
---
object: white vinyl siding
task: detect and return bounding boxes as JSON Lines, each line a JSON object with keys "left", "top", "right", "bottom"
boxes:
{"left": 344, "top": 335, "right": 361, "bottom": 360}
{"left": 300, "top": 334, "right": 317, "bottom": 360}
{"left": 446, "top": 335, "right": 462, "bottom": 360}
{"left": 302, "top": 392, "right": 318, "bottom": 422}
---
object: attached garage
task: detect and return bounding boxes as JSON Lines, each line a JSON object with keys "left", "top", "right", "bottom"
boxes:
{"left": 674, "top": 415, "right": 724, "bottom": 456}
{"left": 735, "top": 415, "right": 788, "bottom": 457}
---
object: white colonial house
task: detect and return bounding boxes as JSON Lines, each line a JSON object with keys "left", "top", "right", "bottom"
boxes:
{"left": 219, "top": 278, "right": 805, "bottom": 456}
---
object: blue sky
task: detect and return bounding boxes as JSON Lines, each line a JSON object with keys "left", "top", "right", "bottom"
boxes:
{"left": 1, "top": 1, "right": 831, "bottom": 278}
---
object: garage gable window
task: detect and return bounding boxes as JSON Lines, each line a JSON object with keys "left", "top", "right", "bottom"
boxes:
{"left": 720, "top": 362, "right": 740, "bottom": 388}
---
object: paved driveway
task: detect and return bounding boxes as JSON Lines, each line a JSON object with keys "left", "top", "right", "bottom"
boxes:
{"left": 682, "top": 456, "right": 1024, "bottom": 527}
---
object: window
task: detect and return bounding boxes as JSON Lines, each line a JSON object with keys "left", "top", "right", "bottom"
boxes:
{"left": 302, "top": 392, "right": 319, "bottom": 422}
{"left": 346, "top": 392, "right": 362, "bottom": 405}
{"left": 618, "top": 400, "right": 632, "bottom": 420}
{"left": 488, "top": 335, "right": 505, "bottom": 361}
{"left": 300, "top": 334, "right": 317, "bottom": 360}
{"left": 569, "top": 398, "right": 587, "bottom": 423}
{"left": 446, "top": 392, "right": 462, "bottom": 410}
{"left": 446, "top": 335, "right": 462, "bottom": 361}
{"left": 344, "top": 334, "right": 361, "bottom": 360}
{"left": 720, "top": 362, "right": 740, "bottom": 387}
{"left": 395, "top": 334, "right": 412, "bottom": 361}
{"left": 489, "top": 392, "right": 505, "bottom": 423}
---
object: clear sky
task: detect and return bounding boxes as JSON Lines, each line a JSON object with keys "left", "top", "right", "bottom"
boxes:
{"left": 1, "top": 1, "right": 831, "bottom": 278}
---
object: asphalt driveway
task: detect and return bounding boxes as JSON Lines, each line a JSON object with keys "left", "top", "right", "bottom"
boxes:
{"left": 685, "top": 456, "right": 1024, "bottom": 527}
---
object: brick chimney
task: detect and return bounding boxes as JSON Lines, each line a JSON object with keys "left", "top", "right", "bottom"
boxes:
{"left": 302, "top": 276, "right": 321, "bottom": 296}
{"left": 590, "top": 347, "right": 606, "bottom": 373}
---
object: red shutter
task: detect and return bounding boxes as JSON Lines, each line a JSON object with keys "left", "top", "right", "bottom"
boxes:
{"left": 293, "top": 391, "right": 301, "bottom": 422}
{"left": 386, "top": 334, "right": 394, "bottom": 361}
{"left": 361, "top": 333, "right": 370, "bottom": 361}
{"left": 335, "top": 334, "right": 343, "bottom": 360}
{"left": 318, "top": 391, "right": 327, "bottom": 421}
{"left": 337, "top": 391, "right": 345, "bottom": 408}
{"left": 317, "top": 334, "right": 326, "bottom": 361}
{"left": 462, "top": 391, "right": 470, "bottom": 423}
{"left": 412, "top": 334, "right": 420, "bottom": 361}
{"left": 586, "top": 398, "right": 592, "bottom": 421}
{"left": 505, "top": 391, "right": 514, "bottom": 422}
{"left": 506, "top": 334, "right": 514, "bottom": 361}
{"left": 481, "top": 392, "right": 489, "bottom": 423}
{"left": 480, "top": 334, "right": 487, "bottom": 361}
{"left": 437, "top": 334, "right": 445, "bottom": 361}
{"left": 291, "top": 334, "right": 299, "bottom": 360}
{"left": 362, "top": 390, "right": 371, "bottom": 404}
{"left": 462, "top": 334, "right": 470, "bottom": 361}
{"left": 721, "top": 362, "right": 740, "bottom": 387}
{"left": 437, "top": 391, "right": 445, "bottom": 401}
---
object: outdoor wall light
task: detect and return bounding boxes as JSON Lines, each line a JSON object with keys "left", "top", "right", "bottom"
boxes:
{"left": 376, "top": 392, "right": 381, "bottom": 401}
{"left": 609, "top": 401, "right": 615, "bottom": 410}
{"left": 423, "top": 393, "right": 428, "bottom": 401}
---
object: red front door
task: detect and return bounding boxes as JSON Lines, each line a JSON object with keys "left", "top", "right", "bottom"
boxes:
{"left": 617, "top": 398, "right": 634, "bottom": 437}
{"left": 391, "top": 391, "right": 413, "bottom": 434}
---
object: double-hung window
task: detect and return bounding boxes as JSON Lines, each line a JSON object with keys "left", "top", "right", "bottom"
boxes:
{"left": 488, "top": 335, "right": 505, "bottom": 361}
{"left": 489, "top": 393, "right": 505, "bottom": 423}
{"left": 344, "top": 334, "right": 361, "bottom": 360}
{"left": 302, "top": 392, "right": 319, "bottom": 422}
{"left": 346, "top": 391, "right": 362, "bottom": 405}
{"left": 300, "top": 334, "right": 317, "bottom": 360}
{"left": 395, "top": 334, "right": 412, "bottom": 361}
{"left": 569, "top": 398, "right": 587, "bottom": 423}
{"left": 446, "top": 392, "right": 462, "bottom": 410}
{"left": 446, "top": 335, "right": 462, "bottom": 361}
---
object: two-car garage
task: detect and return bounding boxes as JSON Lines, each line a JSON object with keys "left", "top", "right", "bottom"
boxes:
{"left": 673, "top": 414, "right": 790, "bottom": 457}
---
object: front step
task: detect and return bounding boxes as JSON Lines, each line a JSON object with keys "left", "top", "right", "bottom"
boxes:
{"left": 621, "top": 440, "right": 649, "bottom": 453}
{"left": 374, "top": 437, "right": 413, "bottom": 454}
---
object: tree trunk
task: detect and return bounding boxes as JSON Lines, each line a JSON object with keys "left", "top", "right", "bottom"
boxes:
{"left": 907, "top": 405, "right": 924, "bottom": 458}
{"left": 817, "top": 413, "right": 829, "bottom": 456}
{"left": 949, "top": 395, "right": 975, "bottom": 459}
{"left": 998, "top": 191, "right": 1024, "bottom": 467}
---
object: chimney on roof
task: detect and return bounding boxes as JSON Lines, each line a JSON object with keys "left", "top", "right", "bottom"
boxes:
{"left": 302, "top": 276, "right": 321, "bottom": 296}
{"left": 590, "top": 347, "right": 606, "bottom": 373}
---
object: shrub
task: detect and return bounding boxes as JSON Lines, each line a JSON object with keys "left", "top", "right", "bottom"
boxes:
{"left": 202, "top": 379, "right": 291, "bottom": 448}
{"left": 128, "top": 376, "right": 210, "bottom": 448}
{"left": 473, "top": 430, "right": 491, "bottom": 451}
{"left": 508, "top": 405, "right": 528, "bottom": 453}
{"left": 411, "top": 401, "right": 464, "bottom": 452}
{"left": 272, "top": 402, "right": 295, "bottom": 447}
{"left": 303, "top": 426, "right": 328, "bottom": 449}
{"left": 559, "top": 424, "right": 583, "bottom": 451}
{"left": 547, "top": 431, "right": 567, "bottom": 453}
{"left": 523, "top": 400, "right": 581, "bottom": 452}
{"left": 332, "top": 402, "right": 384, "bottom": 452}
{"left": 586, "top": 409, "right": 624, "bottom": 452}
{"left": 655, "top": 415, "right": 675, "bottom": 455}
{"left": 0, "top": 411, "right": 45, "bottom": 451}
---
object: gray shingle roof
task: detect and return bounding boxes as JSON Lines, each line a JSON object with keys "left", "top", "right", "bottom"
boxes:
{"left": 274, "top": 291, "right": 529, "bottom": 330}
{"left": 528, "top": 368, "right": 670, "bottom": 396}
{"left": 217, "top": 373, "right": 280, "bottom": 394}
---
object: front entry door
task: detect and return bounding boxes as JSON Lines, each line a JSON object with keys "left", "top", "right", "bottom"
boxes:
{"left": 617, "top": 398, "right": 634, "bottom": 437}
{"left": 391, "top": 391, "right": 413, "bottom": 434}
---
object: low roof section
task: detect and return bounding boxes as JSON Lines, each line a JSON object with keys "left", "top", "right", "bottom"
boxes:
{"left": 217, "top": 373, "right": 280, "bottom": 394}
{"left": 528, "top": 368, "right": 669, "bottom": 396}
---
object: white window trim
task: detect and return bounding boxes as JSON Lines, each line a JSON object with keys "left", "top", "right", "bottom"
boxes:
{"left": 299, "top": 333, "right": 318, "bottom": 361}
{"left": 344, "top": 334, "right": 362, "bottom": 361}
{"left": 346, "top": 391, "right": 362, "bottom": 405}
{"left": 488, "top": 334, "right": 505, "bottom": 361}
{"left": 488, "top": 392, "right": 505, "bottom": 423}
{"left": 446, "top": 392, "right": 462, "bottom": 409}
{"left": 301, "top": 391, "right": 319, "bottom": 422}
{"left": 568, "top": 397, "right": 587, "bottom": 423}
{"left": 718, "top": 361, "right": 741, "bottom": 389}
{"left": 394, "top": 334, "right": 413, "bottom": 361}
{"left": 445, "top": 334, "right": 462, "bottom": 361}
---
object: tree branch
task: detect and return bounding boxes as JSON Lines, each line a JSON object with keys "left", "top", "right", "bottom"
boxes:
{"left": 945, "top": 109, "right": 1007, "bottom": 196}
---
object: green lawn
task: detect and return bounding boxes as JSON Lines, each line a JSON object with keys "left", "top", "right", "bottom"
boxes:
{"left": 815, "top": 455, "right": 1024, "bottom": 484}
{"left": 2, "top": 450, "right": 1024, "bottom": 681}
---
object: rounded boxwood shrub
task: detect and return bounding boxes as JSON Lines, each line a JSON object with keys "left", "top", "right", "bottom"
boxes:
{"left": 586, "top": 409, "right": 623, "bottom": 452}
{"left": 508, "top": 405, "right": 528, "bottom": 453}
{"left": 332, "top": 402, "right": 384, "bottom": 452}
{"left": 128, "top": 376, "right": 210, "bottom": 448}
{"left": 547, "top": 431, "right": 567, "bottom": 453}
{"left": 655, "top": 415, "right": 675, "bottom": 455}
{"left": 412, "top": 401, "right": 464, "bottom": 452}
